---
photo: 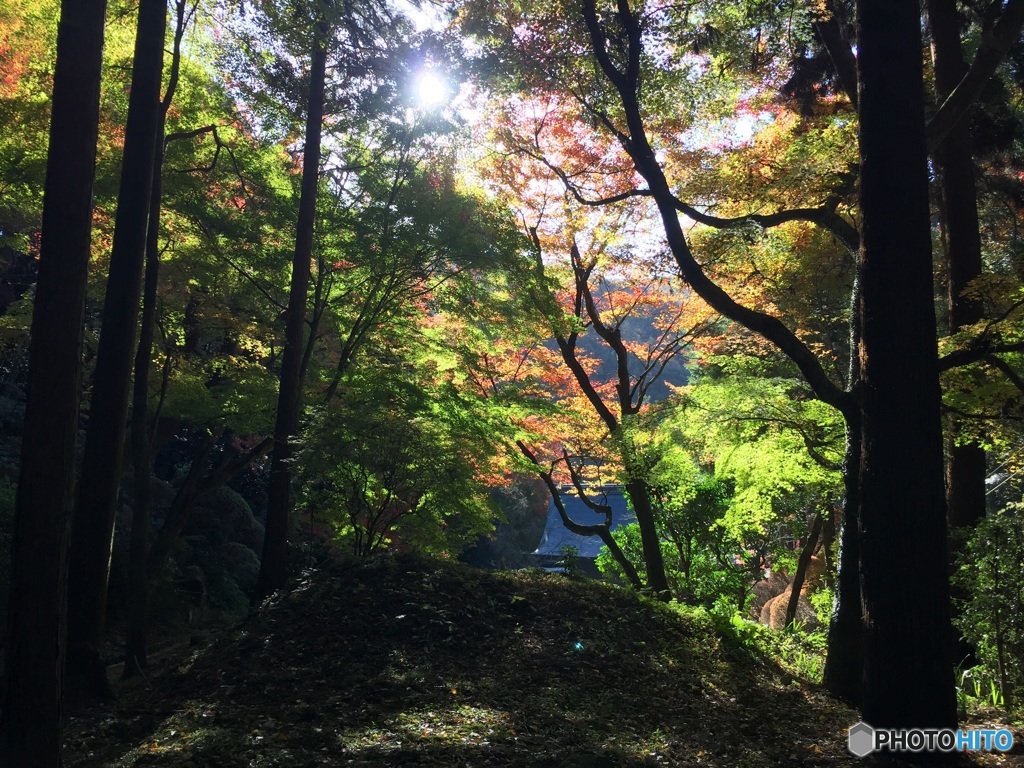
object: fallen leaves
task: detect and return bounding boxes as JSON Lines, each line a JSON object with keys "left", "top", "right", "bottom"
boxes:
{"left": 62, "top": 553, "right": 1016, "bottom": 767}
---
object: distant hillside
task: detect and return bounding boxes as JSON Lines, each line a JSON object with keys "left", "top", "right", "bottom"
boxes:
{"left": 62, "top": 554, "right": 984, "bottom": 767}
{"left": 557, "top": 312, "right": 690, "bottom": 403}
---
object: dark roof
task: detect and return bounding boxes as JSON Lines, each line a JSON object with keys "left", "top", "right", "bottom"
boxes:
{"left": 531, "top": 487, "right": 636, "bottom": 559}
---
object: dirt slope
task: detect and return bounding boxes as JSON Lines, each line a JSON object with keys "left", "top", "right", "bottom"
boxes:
{"left": 62, "top": 553, "right": 1012, "bottom": 767}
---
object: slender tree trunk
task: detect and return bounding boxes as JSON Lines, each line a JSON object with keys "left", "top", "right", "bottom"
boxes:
{"left": 855, "top": 0, "right": 956, "bottom": 730}
{"left": 518, "top": 441, "right": 644, "bottom": 589}
{"left": 548, "top": 479, "right": 643, "bottom": 590}
{"left": 124, "top": 126, "right": 165, "bottom": 677}
{"left": 820, "top": 504, "right": 836, "bottom": 592}
{"left": 65, "top": 0, "right": 167, "bottom": 703}
{"left": 0, "top": 0, "right": 107, "bottom": 763}
{"left": 256, "top": 43, "right": 327, "bottom": 601}
{"left": 784, "top": 513, "right": 823, "bottom": 628}
{"left": 623, "top": 478, "right": 670, "bottom": 600}
{"left": 124, "top": 0, "right": 189, "bottom": 679}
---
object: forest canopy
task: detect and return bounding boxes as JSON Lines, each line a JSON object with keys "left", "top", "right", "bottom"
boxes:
{"left": 3, "top": 0, "right": 1024, "bottom": 764}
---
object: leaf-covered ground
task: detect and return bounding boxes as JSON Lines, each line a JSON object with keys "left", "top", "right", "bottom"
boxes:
{"left": 64, "top": 554, "right": 1021, "bottom": 767}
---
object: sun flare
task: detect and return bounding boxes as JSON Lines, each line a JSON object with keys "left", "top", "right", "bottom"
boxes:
{"left": 415, "top": 70, "right": 447, "bottom": 109}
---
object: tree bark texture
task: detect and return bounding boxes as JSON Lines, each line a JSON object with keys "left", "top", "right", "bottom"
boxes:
{"left": 65, "top": 0, "right": 167, "bottom": 702}
{"left": 928, "top": 0, "right": 988, "bottom": 536}
{"left": 623, "top": 478, "right": 670, "bottom": 600}
{"left": 823, "top": 412, "right": 864, "bottom": 705}
{"left": 0, "top": 0, "right": 107, "bottom": 763}
{"left": 124, "top": 124, "right": 166, "bottom": 677}
{"left": 929, "top": 0, "right": 989, "bottom": 673}
{"left": 855, "top": 0, "right": 957, "bottom": 730}
{"left": 256, "top": 43, "right": 327, "bottom": 601}
{"left": 124, "top": 0, "right": 191, "bottom": 678}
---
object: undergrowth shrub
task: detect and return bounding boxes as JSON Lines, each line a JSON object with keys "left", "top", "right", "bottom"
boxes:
{"left": 954, "top": 502, "right": 1024, "bottom": 711}
{"left": 700, "top": 606, "right": 827, "bottom": 684}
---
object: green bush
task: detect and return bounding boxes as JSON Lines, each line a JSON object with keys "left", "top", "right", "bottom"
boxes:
{"left": 953, "top": 502, "right": 1024, "bottom": 711}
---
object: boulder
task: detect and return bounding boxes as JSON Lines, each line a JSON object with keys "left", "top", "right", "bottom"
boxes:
{"left": 187, "top": 486, "right": 265, "bottom": 550}
{"left": 218, "top": 541, "right": 260, "bottom": 592}
{"left": 755, "top": 555, "right": 827, "bottom": 630}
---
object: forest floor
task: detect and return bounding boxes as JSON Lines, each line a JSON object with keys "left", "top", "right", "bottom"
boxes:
{"left": 63, "top": 553, "right": 1022, "bottom": 767}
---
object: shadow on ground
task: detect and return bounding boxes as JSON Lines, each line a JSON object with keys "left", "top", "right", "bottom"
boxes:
{"left": 63, "top": 553, "right": 1005, "bottom": 767}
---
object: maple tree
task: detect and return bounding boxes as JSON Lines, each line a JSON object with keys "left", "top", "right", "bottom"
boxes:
{"left": 456, "top": 0, "right": 1024, "bottom": 730}
{"left": 452, "top": 178, "right": 713, "bottom": 597}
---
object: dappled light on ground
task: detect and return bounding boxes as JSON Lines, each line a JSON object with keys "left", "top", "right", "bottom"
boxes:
{"left": 63, "top": 554, "right": 1011, "bottom": 767}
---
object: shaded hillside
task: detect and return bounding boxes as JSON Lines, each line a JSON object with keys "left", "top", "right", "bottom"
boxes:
{"left": 63, "top": 555, "right": 1010, "bottom": 767}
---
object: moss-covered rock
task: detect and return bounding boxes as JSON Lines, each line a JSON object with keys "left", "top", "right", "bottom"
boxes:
{"left": 217, "top": 541, "right": 260, "bottom": 592}
{"left": 187, "top": 486, "right": 265, "bottom": 550}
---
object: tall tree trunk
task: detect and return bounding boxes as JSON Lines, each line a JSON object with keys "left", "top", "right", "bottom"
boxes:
{"left": 0, "top": 0, "right": 107, "bottom": 763}
{"left": 855, "top": 0, "right": 957, "bottom": 730}
{"left": 825, "top": 279, "right": 863, "bottom": 704}
{"left": 928, "top": 0, "right": 988, "bottom": 671}
{"left": 255, "top": 42, "right": 327, "bottom": 601}
{"left": 65, "top": 0, "right": 167, "bottom": 703}
{"left": 123, "top": 0, "right": 189, "bottom": 679}
{"left": 929, "top": 0, "right": 987, "bottom": 535}
{"left": 124, "top": 128, "right": 165, "bottom": 678}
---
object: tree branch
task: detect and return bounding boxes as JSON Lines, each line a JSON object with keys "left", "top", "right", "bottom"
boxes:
{"left": 939, "top": 341, "right": 1024, "bottom": 371}
{"left": 580, "top": 0, "right": 853, "bottom": 419}
{"left": 986, "top": 353, "right": 1024, "bottom": 398}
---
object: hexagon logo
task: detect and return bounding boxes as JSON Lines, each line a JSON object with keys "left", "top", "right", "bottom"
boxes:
{"left": 848, "top": 721, "right": 875, "bottom": 757}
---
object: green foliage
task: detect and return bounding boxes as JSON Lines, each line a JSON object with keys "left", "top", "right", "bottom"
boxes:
{"left": 0, "top": 0, "right": 58, "bottom": 249}
{"left": 702, "top": 604, "right": 827, "bottom": 682}
{"left": 649, "top": 453, "right": 748, "bottom": 606}
{"left": 809, "top": 587, "right": 833, "bottom": 631}
{"left": 953, "top": 501, "right": 1024, "bottom": 710}
{"left": 557, "top": 544, "right": 583, "bottom": 579}
{"left": 958, "top": 666, "right": 1007, "bottom": 712}
{"left": 673, "top": 363, "right": 842, "bottom": 543}
{"left": 298, "top": 357, "right": 506, "bottom": 558}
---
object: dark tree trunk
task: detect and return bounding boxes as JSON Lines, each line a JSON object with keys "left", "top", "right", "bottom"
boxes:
{"left": 928, "top": 0, "right": 987, "bottom": 536}
{"left": 928, "top": 0, "right": 989, "bottom": 671}
{"left": 623, "top": 478, "right": 670, "bottom": 600}
{"left": 255, "top": 42, "right": 327, "bottom": 601}
{"left": 0, "top": 0, "right": 107, "bottom": 763}
{"left": 946, "top": 446, "right": 986, "bottom": 530}
{"left": 553, "top": 242, "right": 672, "bottom": 600}
{"left": 65, "top": 0, "right": 167, "bottom": 703}
{"left": 823, "top": 413, "right": 864, "bottom": 704}
{"left": 124, "top": 128, "right": 165, "bottom": 678}
{"left": 784, "top": 513, "right": 823, "bottom": 628}
{"left": 855, "top": 0, "right": 956, "bottom": 730}
{"left": 124, "top": 0, "right": 189, "bottom": 679}
{"left": 551, "top": 480, "right": 644, "bottom": 590}
{"left": 820, "top": 504, "right": 836, "bottom": 592}
{"left": 517, "top": 440, "right": 644, "bottom": 589}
